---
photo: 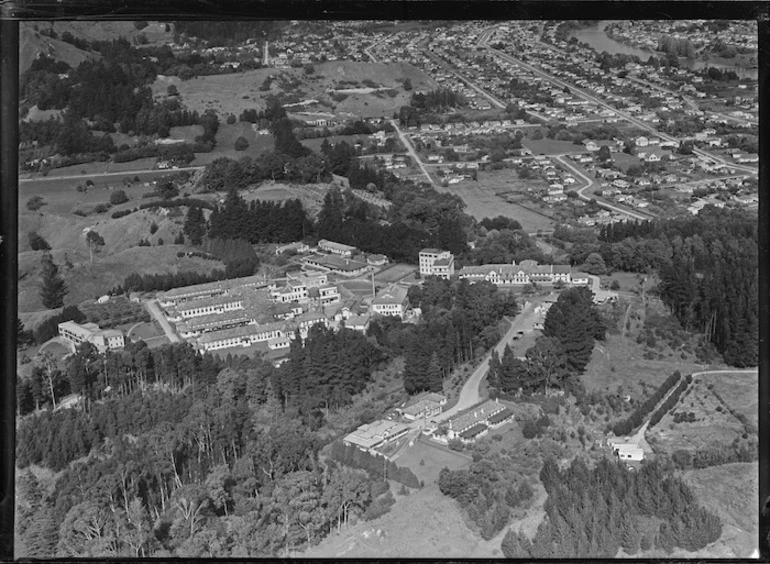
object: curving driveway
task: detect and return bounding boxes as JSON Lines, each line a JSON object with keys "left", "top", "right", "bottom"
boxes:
{"left": 435, "top": 301, "right": 539, "bottom": 422}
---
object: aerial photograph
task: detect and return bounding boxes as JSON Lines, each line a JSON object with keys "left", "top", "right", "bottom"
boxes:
{"left": 14, "top": 19, "right": 758, "bottom": 559}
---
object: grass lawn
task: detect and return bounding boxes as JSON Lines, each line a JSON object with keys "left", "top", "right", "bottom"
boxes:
{"left": 374, "top": 264, "right": 416, "bottom": 284}
{"left": 523, "top": 137, "right": 584, "bottom": 156}
{"left": 610, "top": 151, "right": 642, "bottom": 172}
{"left": 681, "top": 462, "right": 758, "bottom": 558}
{"left": 301, "top": 134, "right": 371, "bottom": 153}
{"left": 701, "top": 371, "right": 758, "bottom": 427}
{"left": 581, "top": 331, "right": 708, "bottom": 400}
{"left": 439, "top": 175, "right": 555, "bottom": 232}
{"left": 128, "top": 321, "right": 164, "bottom": 340}
{"left": 396, "top": 435, "right": 471, "bottom": 485}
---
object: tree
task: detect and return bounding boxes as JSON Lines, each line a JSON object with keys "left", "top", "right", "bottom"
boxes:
{"left": 234, "top": 136, "right": 249, "bottom": 151}
{"left": 581, "top": 252, "right": 607, "bottom": 275}
{"left": 110, "top": 189, "right": 129, "bottom": 205}
{"left": 27, "top": 195, "right": 45, "bottom": 211}
{"left": 597, "top": 145, "right": 611, "bottom": 162}
{"left": 167, "top": 84, "right": 179, "bottom": 97}
{"left": 40, "top": 253, "right": 67, "bottom": 309}
{"left": 402, "top": 77, "right": 413, "bottom": 91}
{"left": 86, "top": 230, "right": 105, "bottom": 264}
{"left": 184, "top": 206, "right": 206, "bottom": 246}
{"left": 525, "top": 336, "right": 568, "bottom": 397}
{"left": 28, "top": 231, "right": 51, "bottom": 251}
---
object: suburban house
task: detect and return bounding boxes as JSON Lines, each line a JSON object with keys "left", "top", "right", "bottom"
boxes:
{"left": 275, "top": 242, "right": 310, "bottom": 255}
{"left": 343, "top": 420, "right": 410, "bottom": 451}
{"left": 397, "top": 392, "right": 447, "bottom": 421}
{"left": 344, "top": 313, "right": 372, "bottom": 333}
{"left": 419, "top": 248, "right": 455, "bottom": 279}
{"left": 371, "top": 284, "right": 410, "bottom": 318}
{"left": 608, "top": 440, "right": 645, "bottom": 462}
{"left": 457, "top": 260, "right": 572, "bottom": 286}
{"left": 58, "top": 321, "right": 125, "bottom": 353}
{"left": 318, "top": 239, "right": 357, "bottom": 257}
{"left": 571, "top": 272, "right": 590, "bottom": 286}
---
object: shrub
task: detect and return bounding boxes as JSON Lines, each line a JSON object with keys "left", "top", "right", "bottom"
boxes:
{"left": 93, "top": 203, "right": 109, "bottom": 214}
{"left": 448, "top": 438, "right": 465, "bottom": 452}
{"left": 26, "top": 196, "right": 45, "bottom": 211}
{"left": 111, "top": 209, "right": 133, "bottom": 219}
{"left": 226, "top": 114, "right": 236, "bottom": 125}
{"left": 109, "top": 189, "right": 129, "bottom": 205}
{"left": 234, "top": 136, "right": 249, "bottom": 151}
{"left": 28, "top": 232, "right": 51, "bottom": 251}
{"left": 149, "top": 222, "right": 159, "bottom": 234}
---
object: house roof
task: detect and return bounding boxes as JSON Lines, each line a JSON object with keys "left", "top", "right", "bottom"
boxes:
{"left": 344, "top": 420, "right": 409, "bottom": 449}
{"left": 372, "top": 284, "right": 409, "bottom": 306}
{"left": 318, "top": 239, "right": 357, "bottom": 253}
{"left": 196, "top": 321, "right": 285, "bottom": 344}
{"left": 433, "top": 257, "right": 453, "bottom": 267}
{"left": 420, "top": 248, "right": 444, "bottom": 255}
{"left": 445, "top": 399, "right": 505, "bottom": 433}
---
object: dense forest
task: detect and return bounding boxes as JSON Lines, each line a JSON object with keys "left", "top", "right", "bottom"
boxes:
{"left": 593, "top": 208, "right": 757, "bottom": 367}
{"left": 501, "top": 456, "right": 722, "bottom": 557}
{"left": 15, "top": 326, "right": 409, "bottom": 558}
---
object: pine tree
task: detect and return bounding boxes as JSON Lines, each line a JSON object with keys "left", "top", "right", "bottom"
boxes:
{"left": 39, "top": 253, "right": 67, "bottom": 309}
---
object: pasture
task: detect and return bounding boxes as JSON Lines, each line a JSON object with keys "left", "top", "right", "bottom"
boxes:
{"left": 151, "top": 61, "right": 437, "bottom": 120}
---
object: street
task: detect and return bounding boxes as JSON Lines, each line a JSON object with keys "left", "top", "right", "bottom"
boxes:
{"left": 435, "top": 300, "right": 540, "bottom": 422}
{"left": 389, "top": 119, "right": 435, "bottom": 186}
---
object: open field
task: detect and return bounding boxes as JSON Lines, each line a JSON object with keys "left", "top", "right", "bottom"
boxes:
{"left": 581, "top": 331, "right": 708, "bottom": 399}
{"left": 396, "top": 436, "right": 471, "bottom": 485}
{"left": 301, "top": 482, "right": 504, "bottom": 559}
{"left": 646, "top": 371, "right": 758, "bottom": 454}
{"left": 523, "top": 137, "right": 583, "bottom": 156}
{"left": 301, "top": 134, "right": 371, "bottom": 153}
{"left": 374, "top": 263, "right": 416, "bottom": 284}
{"left": 19, "top": 180, "right": 156, "bottom": 219}
{"left": 127, "top": 320, "right": 164, "bottom": 340}
{"left": 681, "top": 462, "right": 758, "bottom": 558}
{"left": 238, "top": 181, "right": 328, "bottom": 216}
{"left": 18, "top": 245, "right": 224, "bottom": 313}
{"left": 701, "top": 371, "right": 758, "bottom": 427}
{"left": 438, "top": 177, "right": 555, "bottom": 232}
{"left": 208, "top": 123, "right": 276, "bottom": 159}
{"left": 152, "top": 61, "right": 437, "bottom": 120}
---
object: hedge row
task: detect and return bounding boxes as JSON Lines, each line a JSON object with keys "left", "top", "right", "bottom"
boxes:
{"left": 138, "top": 197, "right": 216, "bottom": 211}
{"left": 648, "top": 374, "right": 693, "bottom": 429}
{"left": 612, "top": 370, "right": 683, "bottom": 436}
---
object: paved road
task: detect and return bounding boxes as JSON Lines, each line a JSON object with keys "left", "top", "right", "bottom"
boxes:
{"left": 627, "top": 368, "right": 758, "bottom": 452}
{"left": 484, "top": 44, "right": 757, "bottom": 176}
{"left": 389, "top": 119, "right": 435, "bottom": 186}
{"left": 554, "top": 155, "right": 654, "bottom": 222}
{"left": 19, "top": 166, "right": 205, "bottom": 183}
{"left": 435, "top": 301, "right": 539, "bottom": 422}
{"left": 144, "top": 299, "right": 181, "bottom": 343}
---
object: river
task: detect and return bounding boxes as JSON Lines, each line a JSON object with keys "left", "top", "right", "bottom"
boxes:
{"left": 568, "top": 21, "right": 758, "bottom": 80}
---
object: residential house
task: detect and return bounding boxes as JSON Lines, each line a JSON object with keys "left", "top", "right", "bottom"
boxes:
{"left": 398, "top": 392, "right": 447, "bottom": 421}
